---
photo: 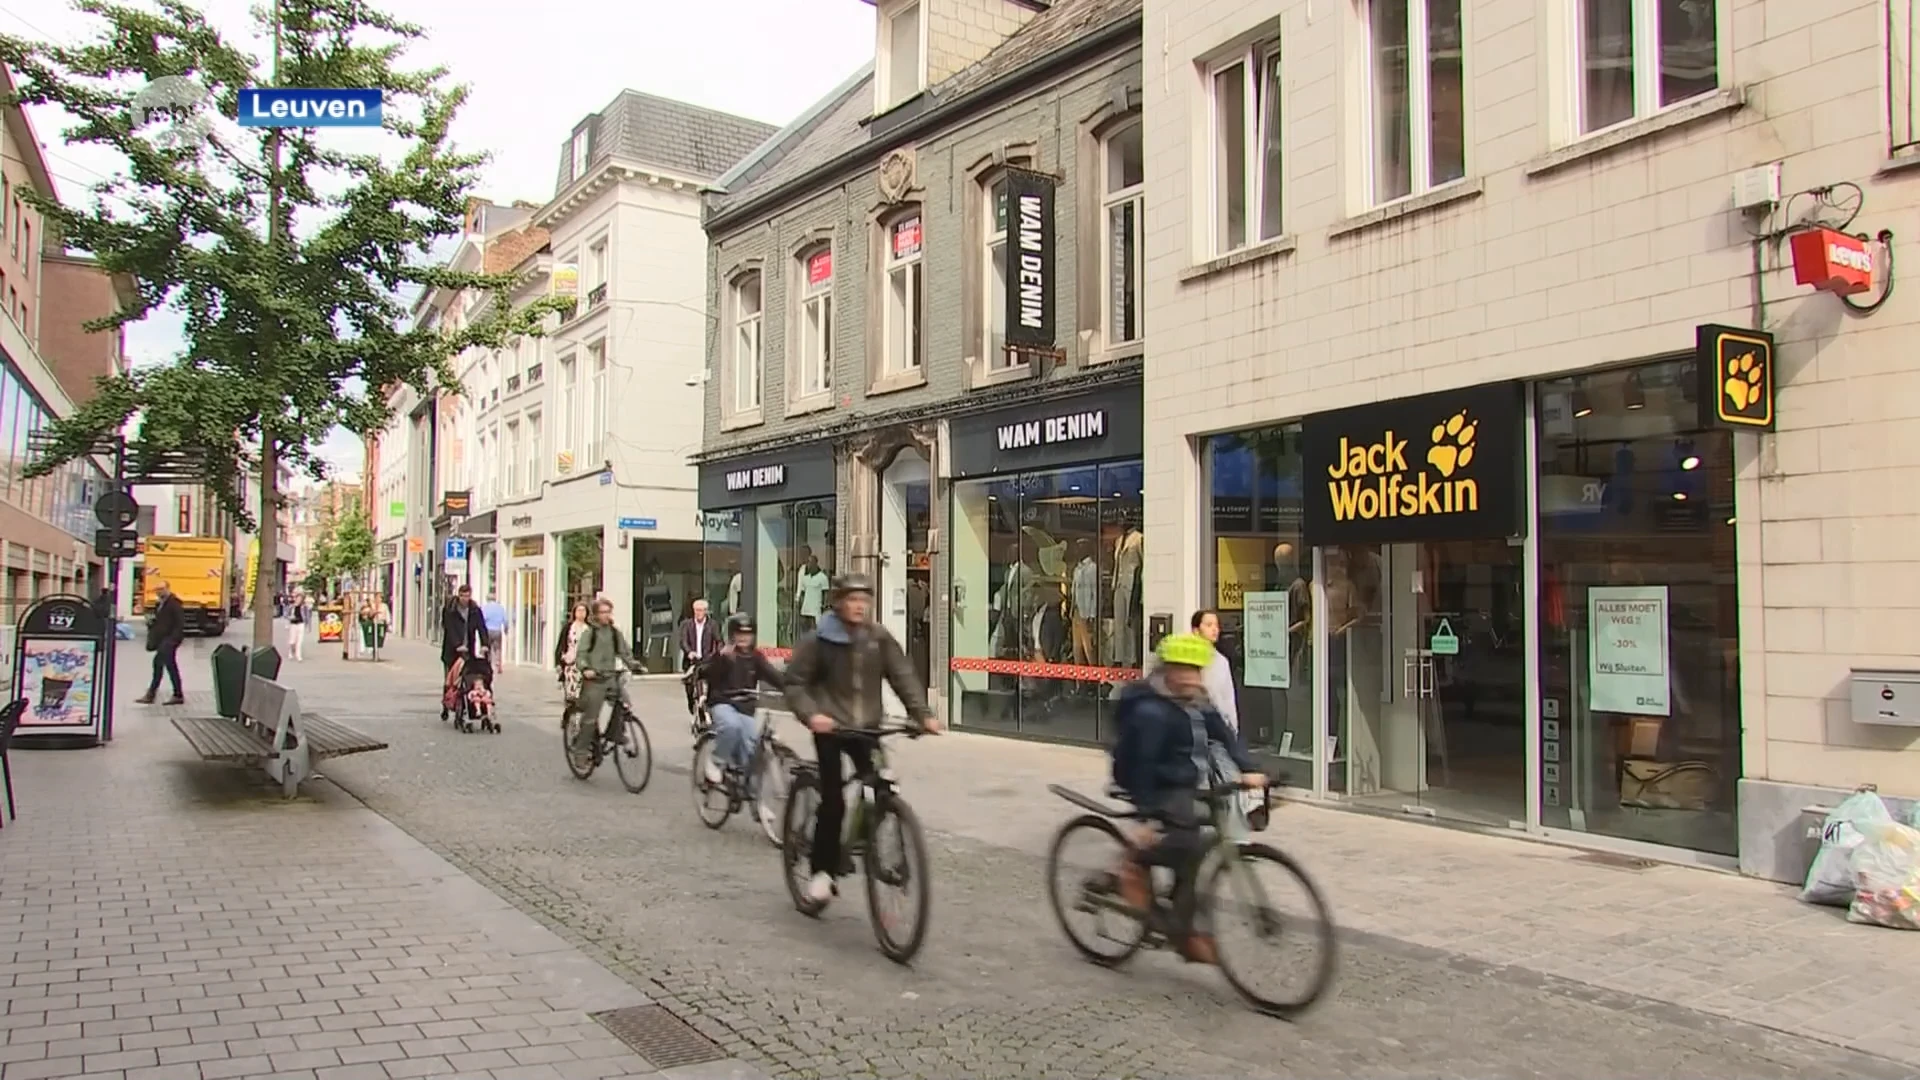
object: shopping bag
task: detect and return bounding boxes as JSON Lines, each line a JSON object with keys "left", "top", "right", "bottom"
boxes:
{"left": 1801, "top": 788, "right": 1893, "bottom": 906}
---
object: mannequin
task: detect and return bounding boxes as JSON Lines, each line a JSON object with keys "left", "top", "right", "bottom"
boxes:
{"left": 794, "top": 553, "right": 830, "bottom": 636}
{"left": 1111, "top": 515, "right": 1144, "bottom": 666}
{"left": 726, "top": 571, "right": 741, "bottom": 617}
{"left": 1069, "top": 538, "right": 1099, "bottom": 664}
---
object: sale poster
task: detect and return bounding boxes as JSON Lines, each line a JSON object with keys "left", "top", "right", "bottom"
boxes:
{"left": 1587, "top": 585, "right": 1670, "bottom": 716}
{"left": 316, "top": 604, "right": 346, "bottom": 643}
{"left": 1242, "top": 591, "right": 1291, "bottom": 689}
{"left": 19, "top": 638, "right": 99, "bottom": 727}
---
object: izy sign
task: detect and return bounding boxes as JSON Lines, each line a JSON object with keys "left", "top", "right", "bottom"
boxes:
{"left": 725, "top": 464, "right": 787, "bottom": 493}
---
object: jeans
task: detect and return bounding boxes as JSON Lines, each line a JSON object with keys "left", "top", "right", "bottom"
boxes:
{"left": 147, "top": 642, "right": 182, "bottom": 697}
{"left": 1137, "top": 792, "right": 1206, "bottom": 930}
{"left": 710, "top": 703, "right": 756, "bottom": 776}
{"left": 809, "top": 732, "right": 873, "bottom": 877}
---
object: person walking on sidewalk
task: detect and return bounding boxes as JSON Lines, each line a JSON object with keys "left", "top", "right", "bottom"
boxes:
{"left": 440, "top": 585, "right": 486, "bottom": 722}
{"left": 480, "top": 592, "right": 510, "bottom": 683}
{"left": 285, "top": 590, "right": 309, "bottom": 661}
{"left": 137, "top": 580, "right": 186, "bottom": 705}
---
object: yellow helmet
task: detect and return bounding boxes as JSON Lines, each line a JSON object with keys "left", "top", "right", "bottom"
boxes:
{"left": 1155, "top": 632, "right": 1214, "bottom": 669}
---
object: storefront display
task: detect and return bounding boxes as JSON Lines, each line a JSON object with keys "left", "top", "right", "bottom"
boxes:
{"left": 634, "top": 539, "right": 704, "bottom": 674}
{"left": 697, "top": 441, "right": 838, "bottom": 656}
{"left": 949, "top": 384, "right": 1143, "bottom": 743}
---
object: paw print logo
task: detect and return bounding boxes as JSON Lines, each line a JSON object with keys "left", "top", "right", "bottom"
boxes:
{"left": 1724, "top": 351, "right": 1763, "bottom": 412}
{"left": 1426, "top": 411, "right": 1476, "bottom": 478}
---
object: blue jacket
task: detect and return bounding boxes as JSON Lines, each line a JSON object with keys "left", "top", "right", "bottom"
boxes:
{"left": 1109, "top": 678, "right": 1255, "bottom": 806}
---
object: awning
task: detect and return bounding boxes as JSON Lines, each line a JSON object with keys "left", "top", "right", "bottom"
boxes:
{"left": 453, "top": 510, "right": 497, "bottom": 539}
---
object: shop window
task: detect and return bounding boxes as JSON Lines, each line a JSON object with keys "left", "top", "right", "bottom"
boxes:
{"left": 949, "top": 462, "right": 1144, "bottom": 743}
{"left": 559, "top": 528, "right": 603, "bottom": 613}
{"left": 751, "top": 500, "right": 837, "bottom": 651}
{"left": 1535, "top": 359, "right": 1739, "bottom": 856}
{"left": 633, "top": 539, "right": 706, "bottom": 675}
{"left": 702, "top": 510, "right": 743, "bottom": 620}
{"left": 1204, "top": 425, "right": 1316, "bottom": 776}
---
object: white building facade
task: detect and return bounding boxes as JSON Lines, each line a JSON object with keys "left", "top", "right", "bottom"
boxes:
{"left": 1141, "top": 0, "right": 1920, "bottom": 878}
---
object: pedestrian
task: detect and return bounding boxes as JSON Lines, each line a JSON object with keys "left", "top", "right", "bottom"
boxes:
{"left": 439, "top": 584, "right": 485, "bottom": 722}
{"left": 676, "top": 598, "right": 721, "bottom": 713}
{"left": 137, "top": 579, "right": 186, "bottom": 705}
{"left": 286, "top": 590, "right": 308, "bottom": 661}
{"left": 480, "top": 591, "right": 510, "bottom": 680}
{"left": 553, "top": 602, "right": 591, "bottom": 709}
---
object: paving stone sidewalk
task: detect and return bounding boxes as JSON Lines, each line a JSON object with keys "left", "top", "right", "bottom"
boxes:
{"left": 0, "top": 635, "right": 769, "bottom": 1080}
{"left": 363, "top": 630, "right": 1920, "bottom": 1069}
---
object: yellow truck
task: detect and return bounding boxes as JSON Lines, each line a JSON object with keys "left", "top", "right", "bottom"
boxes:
{"left": 141, "top": 535, "right": 232, "bottom": 636}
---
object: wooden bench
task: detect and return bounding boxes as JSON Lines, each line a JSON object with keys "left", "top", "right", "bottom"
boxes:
{"left": 172, "top": 675, "right": 387, "bottom": 797}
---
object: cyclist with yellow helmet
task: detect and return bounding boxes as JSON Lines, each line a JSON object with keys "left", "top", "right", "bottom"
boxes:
{"left": 1108, "top": 631, "right": 1268, "bottom": 964}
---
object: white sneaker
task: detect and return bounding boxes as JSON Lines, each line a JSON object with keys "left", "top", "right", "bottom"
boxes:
{"left": 757, "top": 803, "right": 778, "bottom": 832}
{"left": 804, "top": 872, "right": 835, "bottom": 904}
{"left": 703, "top": 759, "right": 724, "bottom": 786}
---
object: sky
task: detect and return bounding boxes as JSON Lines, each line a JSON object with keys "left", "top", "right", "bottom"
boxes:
{"left": 2, "top": 0, "right": 879, "bottom": 478}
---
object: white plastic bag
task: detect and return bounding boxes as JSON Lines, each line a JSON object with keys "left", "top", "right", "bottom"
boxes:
{"left": 1846, "top": 821, "right": 1920, "bottom": 930}
{"left": 1801, "top": 789, "right": 1893, "bottom": 906}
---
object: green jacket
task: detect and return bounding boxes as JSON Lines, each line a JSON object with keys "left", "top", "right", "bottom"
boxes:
{"left": 575, "top": 622, "right": 634, "bottom": 679}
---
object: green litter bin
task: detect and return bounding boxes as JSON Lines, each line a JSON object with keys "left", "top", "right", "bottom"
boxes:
{"left": 210, "top": 644, "right": 284, "bottom": 718}
{"left": 360, "top": 620, "right": 388, "bottom": 649}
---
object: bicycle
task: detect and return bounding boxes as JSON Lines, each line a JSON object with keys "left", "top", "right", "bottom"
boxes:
{"left": 684, "top": 671, "right": 711, "bottom": 738}
{"left": 1044, "top": 780, "right": 1337, "bottom": 1018}
{"left": 561, "top": 671, "right": 653, "bottom": 793}
{"left": 780, "top": 725, "right": 930, "bottom": 964}
{"left": 691, "top": 706, "right": 797, "bottom": 846}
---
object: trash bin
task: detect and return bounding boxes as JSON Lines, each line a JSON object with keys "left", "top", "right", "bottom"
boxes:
{"left": 210, "top": 644, "right": 284, "bottom": 718}
{"left": 360, "top": 620, "right": 388, "bottom": 650}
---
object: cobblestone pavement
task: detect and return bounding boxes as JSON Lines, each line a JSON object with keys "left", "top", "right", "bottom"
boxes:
{"left": 251, "top": 630, "right": 1920, "bottom": 1080}
{"left": 0, "top": 631, "right": 770, "bottom": 1080}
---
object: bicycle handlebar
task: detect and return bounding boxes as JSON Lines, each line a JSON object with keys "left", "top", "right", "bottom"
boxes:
{"left": 823, "top": 723, "right": 926, "bottom": 741}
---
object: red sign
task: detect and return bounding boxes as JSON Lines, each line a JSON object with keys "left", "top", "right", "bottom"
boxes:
{"left": 1789, "top": 227, "right": 1874, "bottom": 296}
{"left": 891, "top": 217, "right": 922, "bottom": 259}
{"left": 806, "top": 250, "right": 832, "bottom": 286}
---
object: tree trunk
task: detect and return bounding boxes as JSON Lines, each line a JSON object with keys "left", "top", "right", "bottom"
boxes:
{"left": 252, "top": 437, "right": 280, "bottom": 648}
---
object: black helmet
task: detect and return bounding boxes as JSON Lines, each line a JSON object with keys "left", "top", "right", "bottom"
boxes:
{"left": 831, "top": 572, "right": 874, "bottom": 598}
{"left": 725, "top": 612, "right": 755, "bottom": 636}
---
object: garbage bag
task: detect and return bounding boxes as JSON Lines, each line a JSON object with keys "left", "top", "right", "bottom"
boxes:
{"left": 1801, "top": 789, "right": 1893, "bottom": 906}
{"left": 1846, "top": 821, "right": 1920, "bottom": 930}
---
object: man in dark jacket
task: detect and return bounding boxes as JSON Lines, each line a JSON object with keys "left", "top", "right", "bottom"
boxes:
{"left": 695, "top": 613, "right": 784, "bottom": 801}
{"left": 1108, "top": 631, "right": 1266, "bottom": 965}
{"left": 676, "top": 599, "right": 722, "bottom": 713}
{"left": 783, "top": 573, "right": 939, "bottom": 906}
{"left": 440, "top": 585, "right": 487, "bottom": 721}
{"left": 137, "top": 580, "right": 186, "bottom": 704}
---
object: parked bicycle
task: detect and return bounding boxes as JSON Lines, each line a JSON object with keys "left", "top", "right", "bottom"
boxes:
{"left": 562, "top": 672, "right": 652, "bottom": 793}
{"left": 691, "top": 707, "right": 797, "bottom": 846}
{"left": 1044, "top": 781, "right": 1336, "bottom": 1017}
{"left": 780, "top": 725, "right": 930, "bottom": 963}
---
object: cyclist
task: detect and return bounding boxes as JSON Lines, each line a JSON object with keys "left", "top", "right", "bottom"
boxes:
{"left": 1109, "top": 631, "right": 1267, "bottom": 965}
{"left": 783, "top": 573, "right": 940, "bottom": 904}
{"left": 572, "top": 597, "right": 637, "bottom": 758}
{"left": 696, "top": 612, "right": 785, "bottom": 791}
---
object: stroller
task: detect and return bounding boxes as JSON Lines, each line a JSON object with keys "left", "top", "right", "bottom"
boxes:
{"left": 443, "top": 653, "right": 500, "bottom": 734}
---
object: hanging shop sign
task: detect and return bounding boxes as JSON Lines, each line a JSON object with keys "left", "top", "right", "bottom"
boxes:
{"left": 1695, "top": 323, "right": 1776, "bottom": 431}
{"left": 697, "top": 442, "right": 837, "bottom": 510}
{"left": 1301, "top": 381, "right": 1525, "bottom": 545}
{"left": 1003, "top": 166, "right": 1057, "bottom": 352}
{"left": 440, "top": 490, "right": 471, "bottom": 517}
{"left": 1788, "top": 227, "right": 1874, "bottom": 297}
{"left": 950, "top": 385, "right": 1143, "bottom": 478}
{"left": 1587, "top": 585, "right": 1671, "bottom": 717}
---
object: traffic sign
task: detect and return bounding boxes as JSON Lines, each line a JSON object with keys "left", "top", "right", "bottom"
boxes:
{"left": 94, "top": 528, "right": 138, "bottom": 559}
{"left": 443, "top": 538, "right": 468, "bottom": 561}
{"left": 93, "top": 489, "right": 138, "bottom": 528}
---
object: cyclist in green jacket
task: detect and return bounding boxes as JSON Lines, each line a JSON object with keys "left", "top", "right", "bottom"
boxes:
{"left": 573, "top": 598, "right": 636, "bottom": 756}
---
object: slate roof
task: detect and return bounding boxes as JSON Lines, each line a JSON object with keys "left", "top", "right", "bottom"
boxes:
{"left": 706, "top": 0, "right": 1140, "bottom": 222}
{"left": 555, "top": 90, "right": 781, "bottom": 192}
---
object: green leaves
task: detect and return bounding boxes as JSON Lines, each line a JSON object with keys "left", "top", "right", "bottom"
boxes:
{"left": 0, "top": 0, "right": 555, "bottom": 529}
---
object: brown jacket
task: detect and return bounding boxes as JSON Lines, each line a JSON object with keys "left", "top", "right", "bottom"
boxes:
{"left": 783, "top": 612, "right": 930, "bottom": 731}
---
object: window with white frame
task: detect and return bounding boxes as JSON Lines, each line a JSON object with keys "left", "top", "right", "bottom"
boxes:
{"left": 488, "top": 423, "right": 500, "bottom": 499}
{"left": 730, "top": 272, "right": 763, "bottom": 412}
{"left": 504, "top": 420, "right": 521, "bottom": 496}
{"left": 1207, "top": 37, "right": 1284, "bottom": 253}
{"left": 1576, "top": 0, "right": 1718, "bottom": 136}
{"left": 588, "top": 340, "right": 608, "bottom": 463}
{"left": 558, "top": 354, "right": 578, "bottom": 467}
{"left": 570, "top": 129, "right": 590, "bottom": 182}
{"left": 797, "top": 246, "right": 834, "bottom": 396}
{"left": 1365, "top": 0, "right": 1465, "bottom": 205}
{"left": 1896, "top": 0, "right": 1920, "bottom": 153}
{"left": 524, "top": 411, "right": 542, "bottom": 493}
{"left": 587, "top": 238, "right": 609, "bottom": 298}
{"left": 985, "top": 176, "right": 1013, "bottom": 369}
{"left": 878, "top": 0, "right": 925, "bottom": 110}
{"left": 884, "top": 213, "right": 924, "bottom": 374}
{"left": 1102, "top": 119, "right": 1145, "bottom": 348}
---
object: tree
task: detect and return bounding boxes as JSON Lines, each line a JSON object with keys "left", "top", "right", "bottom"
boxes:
{"left": 2, "top": 0, "right": 564, "bottom": 645}
{"left": 321, "top": 507, "right": 375, "bottom": 590}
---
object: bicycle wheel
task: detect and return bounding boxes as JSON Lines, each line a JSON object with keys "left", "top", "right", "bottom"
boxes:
{"left": 781, "top": 769, "right": 827, "bottom": 917}
{"left": 863, "top": 797, "right": 931, "bottom": 964}
{"left": 752, "top": 744, "right": 798, "bottom": 847}
{"left": 561, "top": 707, "right": 595, "bottom": 780}
{"left": 1046, "top": 814, "right": 1149, "bottom": 967}
{"left": 613, "top": 710, "right": 652, "bottom": 794}
{"left": 690, "top": 733, "right": 732, "bottom": 828}
{"left": 1207, "top": 843, "right": 1338, "bottom": 1018}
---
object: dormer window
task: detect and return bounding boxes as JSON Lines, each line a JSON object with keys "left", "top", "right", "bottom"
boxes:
{"left": 877, "top": 0, "right": 925, "bottom": 111}
{"left": 569, "top": 129, "right": 590, "bottom": 182}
